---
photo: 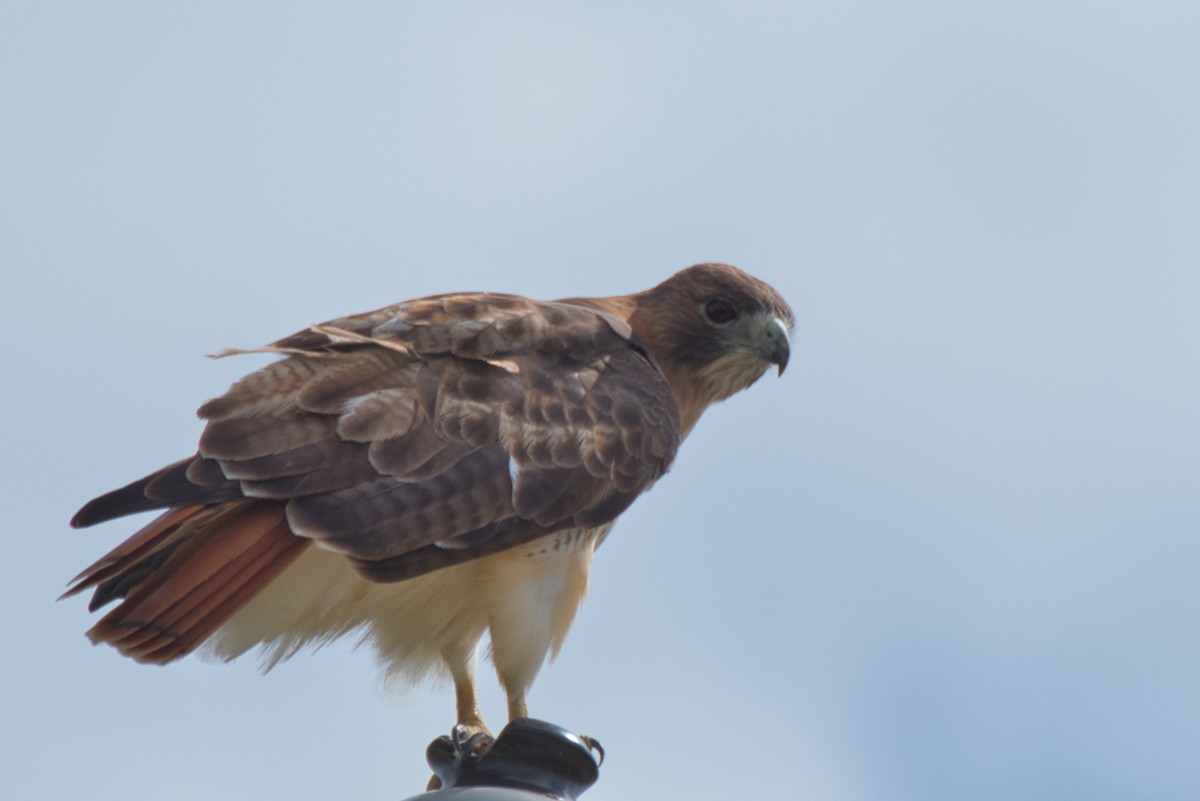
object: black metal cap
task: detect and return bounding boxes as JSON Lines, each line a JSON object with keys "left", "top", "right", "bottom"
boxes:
{"left": 405, "top": 718, "right": 602, "bottom": 801}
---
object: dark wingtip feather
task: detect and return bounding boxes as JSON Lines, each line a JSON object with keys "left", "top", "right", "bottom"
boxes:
{"left": 71, "top": 475, "right": 163, "bottom": 528}
{"left": 70, "top": 456, "right": 242, "bottom": 528}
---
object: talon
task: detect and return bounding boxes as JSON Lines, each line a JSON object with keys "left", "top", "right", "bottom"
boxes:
{"left": 462, "top": 731, "right": 495, "bottom": 760}
{"left": 451, "top": 723, "right": 495, "bottom": 761}
{"left": 451, "top": 723, "right": 472, "bottom": 748}
{"left": 580, "top": 734, "right": 605, "bottom": 766}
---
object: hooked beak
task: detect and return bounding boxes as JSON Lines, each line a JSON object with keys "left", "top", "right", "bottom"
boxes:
{"left": 763, "top": 316, "right": 791, "bottom": 376}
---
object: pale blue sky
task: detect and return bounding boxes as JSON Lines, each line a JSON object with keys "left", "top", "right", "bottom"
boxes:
{"left": 2, "top": 3, "right": 1197, "bottom": 799}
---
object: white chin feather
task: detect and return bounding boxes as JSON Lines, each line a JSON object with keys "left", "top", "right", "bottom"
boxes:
{"left": 696, "top": 351, "right": 770, "bottom": 403}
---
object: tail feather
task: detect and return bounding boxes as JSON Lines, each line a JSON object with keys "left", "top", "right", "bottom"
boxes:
{"left": 81, "top": 501, "right": 309, "bottom": 664}
{"left": 139, "top": 530, "right": 308, "bottom": 663}
{"left": 62, "top": 505, "right": 217, "bottom": 602}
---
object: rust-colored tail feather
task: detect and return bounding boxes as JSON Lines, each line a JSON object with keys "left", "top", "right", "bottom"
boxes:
{"left": 73, "top": 500, "right": 309, "bottom": 664}
{"left": 62, "top": 505, "right": 218, "bottom": 605}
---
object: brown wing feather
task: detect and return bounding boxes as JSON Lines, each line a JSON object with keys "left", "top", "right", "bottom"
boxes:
{"left": 69, "top": 290, "right": 682, "bottom": 662}
{"left": 215, "top": 439, "right": 365, "bottom": 481}
{"left": 285, "top": 446, "right": 515, "bottom": 560}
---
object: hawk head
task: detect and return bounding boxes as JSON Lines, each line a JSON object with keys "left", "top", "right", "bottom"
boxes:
{"left": 633, "top": 263, "right": 794, "bottom": 422}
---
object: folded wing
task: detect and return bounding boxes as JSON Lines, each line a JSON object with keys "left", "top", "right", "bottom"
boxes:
{"left": 70, "top": 292, "right": 681, "bottom": 601}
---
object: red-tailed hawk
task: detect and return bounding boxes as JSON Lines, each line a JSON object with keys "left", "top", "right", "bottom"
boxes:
{"left": 66, "top": 263, "right": 792, "bottom": 736}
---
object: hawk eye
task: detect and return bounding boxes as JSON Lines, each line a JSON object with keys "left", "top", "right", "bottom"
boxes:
{"left": 704, "top": 298, "right": 738, "bottom": 326}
